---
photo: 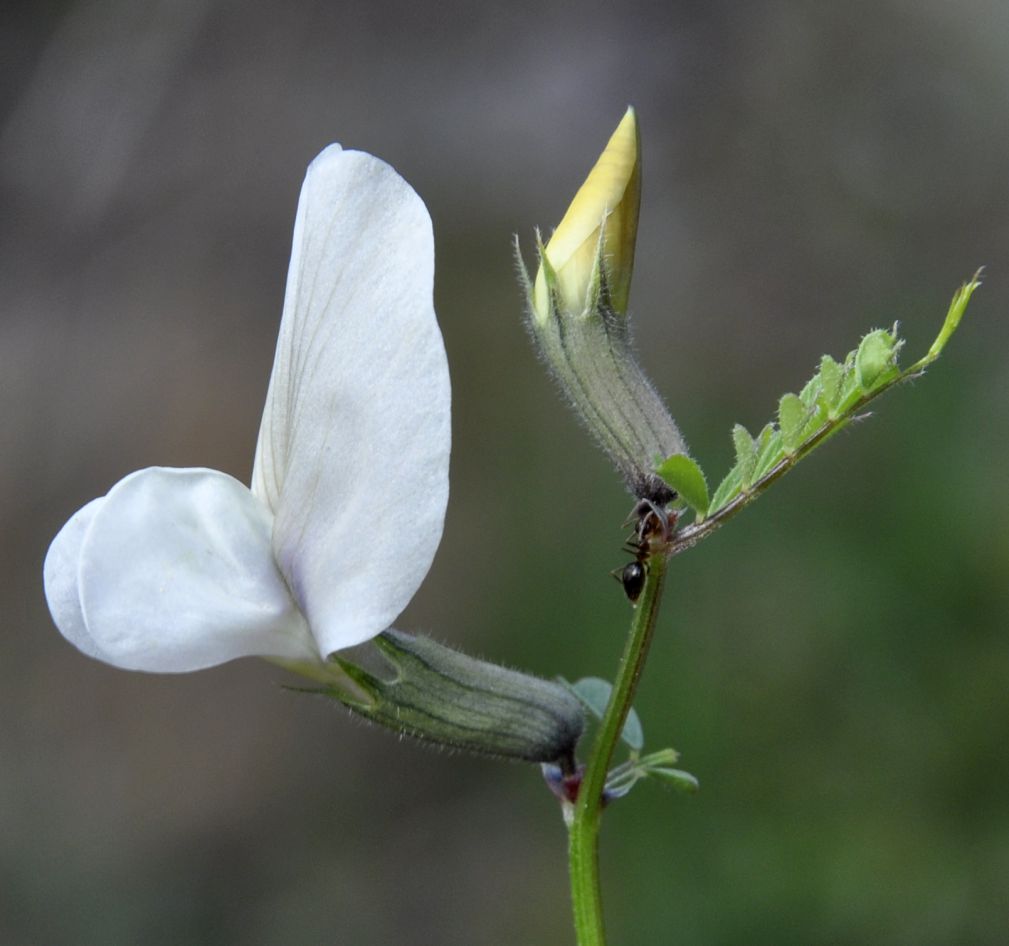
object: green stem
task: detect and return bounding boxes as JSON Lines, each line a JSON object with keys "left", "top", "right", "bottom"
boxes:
{"left": 568, "top": 548, "right": 669, "bottom": 945}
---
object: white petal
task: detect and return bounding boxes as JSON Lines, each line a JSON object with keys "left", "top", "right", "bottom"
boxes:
{"left": 44, "top": 497, "right": 113, "bottom": 662}
{"left": 76, "top": 467, "right": 316, "bottom": 672}
{"left": 251, "top": 146, "right": 450, "bottom": 656}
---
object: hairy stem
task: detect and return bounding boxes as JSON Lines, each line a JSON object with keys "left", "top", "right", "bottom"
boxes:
{"left": 567, "top": 548, "right": 668, "bottom": 945}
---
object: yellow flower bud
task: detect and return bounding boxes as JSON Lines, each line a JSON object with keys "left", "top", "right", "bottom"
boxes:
{"left": 517, "top": 108, "right": 688, "bottom": 502}
{"left": 533, "top": 107, "right": 641, "bottom": 323}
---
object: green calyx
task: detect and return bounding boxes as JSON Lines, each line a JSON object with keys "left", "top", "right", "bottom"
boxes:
{"left": 301, "top": 630, "right": 585, "bottom": 767}
{"left": 517, "top": 237, "right": 689, "bottom": 502}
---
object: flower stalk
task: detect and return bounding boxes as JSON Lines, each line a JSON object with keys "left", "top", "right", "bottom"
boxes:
{"left": 568, "top": 528, "right": 671, "bottom": 945}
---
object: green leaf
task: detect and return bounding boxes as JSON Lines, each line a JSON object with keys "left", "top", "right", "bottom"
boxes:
{"left": 817, "top": 355, "right": 844, "bottom": 415}
{"left": 688, "top": 274, "right": 979, "bottom": 554}
{"left": 805, "top": 403, "right": 828, "bottom": 440}
{"left": 655, "top": 453, "right": 710, "bottom": 519}
{"left": 924, "top": 269, "right": 982, "bottom": 363}
{"left": 855, "top": 328, "right": 901, "bottom": 392}
{"left": 732, "top": 424, "right": 757, "bottom": 488}
{"left": 752, "top": 424, "right": 783, "bottom": 481}
{"left": 778, "top": 393, "right": 806, "bottom": 454}
{"left": 562, "top": 676, "right": 644, "bottom": 750}
{"left": 639, "top": 747, "right": 679, "bottom": 767}
{"left": 603, "top": 777, "right": 639, "bottom": 800}
{"left": 835, "top": 351, "right": 863, "bottom": 414}
{"left": 709, "top": 464, "right": 744, "bottom": 515}
{"left": 648, "top": 767, "right": 700, "bottom": 794}
{"left": 798, "top": 372, "right": 821, "bottom": 408}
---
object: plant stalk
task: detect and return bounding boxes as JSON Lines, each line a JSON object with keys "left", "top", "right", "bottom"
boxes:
{"left": 567, "top": 547, "right": 669, "bottom": 945}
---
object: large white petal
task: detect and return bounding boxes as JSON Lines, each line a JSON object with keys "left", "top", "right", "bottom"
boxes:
{"left": 44, "top": 497, "right": 113, "bottom": 662}
{"left": 252, "top": 146, "right": 451, "bottom": 656}
{"left": 77, "top": 467, "right": 316, "bottom": 672}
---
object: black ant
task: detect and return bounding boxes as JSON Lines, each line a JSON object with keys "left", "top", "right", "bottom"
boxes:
{"left": 616, "top": 560, "right": 646, "bottom": 602}
{"left": 612, "top": 500, "right": 678, "bottom": 603}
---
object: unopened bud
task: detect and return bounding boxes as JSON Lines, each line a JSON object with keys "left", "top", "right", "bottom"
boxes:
{"left": 532, "top": 108, "right": 641, "bottom": 322}
{"left": 518, "top": 108, "right": 689, "bottom": 501}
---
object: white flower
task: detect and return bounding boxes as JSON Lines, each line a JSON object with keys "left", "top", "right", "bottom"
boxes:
{"left": 43, "top": 145, "right": 451, "bottom": 672}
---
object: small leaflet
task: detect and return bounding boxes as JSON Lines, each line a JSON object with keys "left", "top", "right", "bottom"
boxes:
{"left": 732, "top": 424, "right": 757, "bottom": 488}
{"left": 855, "top": 328, "right": 900, "bottom": 392}
{"left": 655, "top": 453, "right": 710, "bottom": 519}
{"left": 648, "top": 767, "right": 700, "bottom": 794}
{"left": 708, "top": 465, "right": 743, "bottom": 516}
{"left": 817, "top": 355, "right": 844, "bottom": 416}
{"left": 778, "top": 393, "right": 806, "bottom": 455}
{"left": 562, "top": 676, "right": 644, "bottom": 751}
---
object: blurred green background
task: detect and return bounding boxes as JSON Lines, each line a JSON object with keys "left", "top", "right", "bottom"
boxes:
{"left": 3, "top": 1, "right": 1007, "bottom": 943}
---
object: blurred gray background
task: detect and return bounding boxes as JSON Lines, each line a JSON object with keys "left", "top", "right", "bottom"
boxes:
{"left": 3, "top": 1, "right": 1007, "bottom": 943}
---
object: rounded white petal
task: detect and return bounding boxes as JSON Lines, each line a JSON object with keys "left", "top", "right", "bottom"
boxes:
{"left": 252, "top": 146, "right": 451, "bottom": 656}
{"left": 76, "top": 467, "right": 316, "bottom": 672}
{"left": 44, "top": 497, "right": 113, "bottom": 662}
